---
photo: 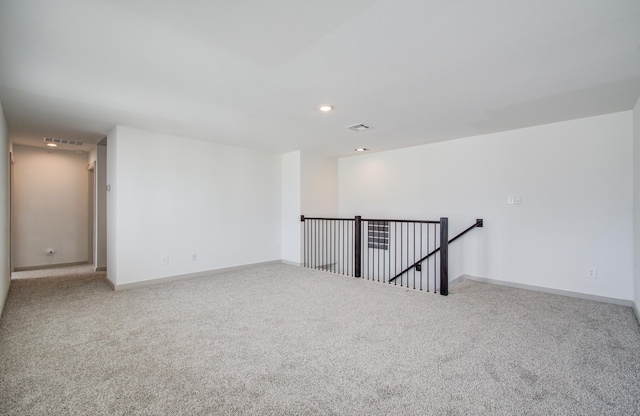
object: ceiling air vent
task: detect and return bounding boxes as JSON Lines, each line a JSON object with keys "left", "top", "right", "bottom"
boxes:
{"left": 346, "top": 123, "right": 371, "bottom": 132}
{"left": 43, "top": 137, "right": 84, "bottom": 146}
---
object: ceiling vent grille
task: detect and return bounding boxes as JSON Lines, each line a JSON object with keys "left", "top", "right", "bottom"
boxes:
{"left": 346, "top": 123, "right": 371, "bottom": 132}
{"left": 43, "top": 137, "right": 84, "bottom": 146}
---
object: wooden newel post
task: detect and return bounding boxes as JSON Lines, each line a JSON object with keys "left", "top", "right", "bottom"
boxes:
{"left": 354, "top": 216, "right": 362, "bottom": 278}
{"left": 439, "top": 217, "right": 449, "bottom": 296}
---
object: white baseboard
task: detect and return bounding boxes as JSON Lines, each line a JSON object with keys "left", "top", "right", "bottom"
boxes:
{"left": 109, "top": 260, "right": 283, "bottom": 291}
{"left": 632, "top": 301, "right": 640, "bottom": 326}
{"left": 14, "top": 261, "right": 89, "bottom": 272}
{"left": 104, "top": 276, "right": 116, "bottom": 290}
{"left": 281, "top": 260, "right": 301, "bottom": 267}
{"left": 448, "top": 274, "right": 467, "bottom": 289}
{"left": 452, "top": 274, "right": 633, "bottom": 307}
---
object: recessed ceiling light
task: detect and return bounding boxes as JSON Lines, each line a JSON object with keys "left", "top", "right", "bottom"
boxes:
{"left": 46, "top": 143, "right": 58, "bottom": 148}
{"left": 355, "top": 148, "right": 369, "bottom": 152}
{"left": 319, "top": 105, "right": 334, "bottom": 112}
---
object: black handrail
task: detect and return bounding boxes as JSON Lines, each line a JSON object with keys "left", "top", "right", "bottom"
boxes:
{"left": 300, "top": 215, "right": 438, "bottom": 224}
{"left": 389, "top": 219, "right": 483, "bottom": 283}
{"left": 301, "top": 215, "right": 354, "bottom": 221}
{"left": 363, "top": 218, "right": 440, "bottom": 224}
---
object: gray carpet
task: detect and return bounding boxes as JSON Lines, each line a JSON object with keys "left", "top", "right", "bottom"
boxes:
{"left": 11, "top": 264, "right": 96, "bottom": 280}
{"left": 0, "top": 264, "right": 639, "bottom": 415}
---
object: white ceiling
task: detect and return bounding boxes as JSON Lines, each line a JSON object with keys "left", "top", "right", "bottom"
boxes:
{"left": 1, "top": 0, "right": 639, "bottom": 156}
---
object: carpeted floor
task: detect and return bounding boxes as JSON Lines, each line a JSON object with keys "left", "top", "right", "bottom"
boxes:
{"left": 11, "top": 264, "right": 96, "bottom": 280}
{"left": 0, "top": 264, "right": 639, "bottom": 415}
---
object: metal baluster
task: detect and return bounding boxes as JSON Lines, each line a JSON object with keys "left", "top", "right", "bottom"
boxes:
{"left": 322, "top": 220, "right": 325, "bottom": 270}
{"left": 350, "top": 220, "right": 353, "bottom": 276}
{"left": 426, "top": 223, "right": 430, "bottom": 291}
{"left": 383, "top": 222, "right": 387, "bottom": 283}
{"left": 389, "top": 222, "right": 393, "bottom": 284}
{"left": 412, "top": 222, "right": 416, "bottom": 290}
{"left": 336, "top": 220, "right": 339, "bottom": 273}
{"left": 313, "top": 220, "right": 316, "bottom": 269}
{"left": 433, "top": 223, "right": 437, "bottom": 293}
{"left": 420, "top": 224, "right": 422, "bottom": 290}
{"left": 340, "top": 220, "right": 343, "bottom": 275}
{"left": 399, "top": 223, "right": 403, "bottom": 286}
{"left": 404, "top": 222, "right": 408, "bottom": 287}
{"left": 329, "top": 220, "right": 337, "bottom": 273}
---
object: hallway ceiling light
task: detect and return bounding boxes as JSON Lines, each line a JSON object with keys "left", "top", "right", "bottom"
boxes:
{"left": 319, "top": 105, "right": 333, "bottom": 112}
{"left": 43, "top": 136, "right": 84, "bottom": 146}
{"left": 355, "top": 148, "right": 369, "bottom": 152}
{"left": 46, "top": 143, "right": 57, "bottom": 148}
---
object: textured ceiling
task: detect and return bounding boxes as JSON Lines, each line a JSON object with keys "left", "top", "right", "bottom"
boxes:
{"left": 0, "top": 0, "right": 639, "bottom": 156}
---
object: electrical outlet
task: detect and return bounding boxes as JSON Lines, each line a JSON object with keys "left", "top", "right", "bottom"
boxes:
{"left": 588, "top": 268, "right": 597, "bottom": 279}
{"left": 161, "top": 255, "right": 169, "bottom": 265}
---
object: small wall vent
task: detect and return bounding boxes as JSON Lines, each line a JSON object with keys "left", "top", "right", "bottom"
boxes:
{"left": 368, "top": 221, "right": 389, "bottom": 250}
{"left": 43, "top": 137, "right": 84, "bottom": 146}
{"left": 346, "top": 123, "right": 371, "bottom": 132}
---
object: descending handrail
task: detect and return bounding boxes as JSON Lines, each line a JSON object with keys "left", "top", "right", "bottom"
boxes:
{"left": 388, "top": 219, "right": 483, "bottom": 283}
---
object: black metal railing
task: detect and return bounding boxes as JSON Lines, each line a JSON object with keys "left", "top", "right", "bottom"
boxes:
{"left": 301, "top": 216, "right": 356, "bottom": 276}
{"left": 388, "top": 218, "right": 484, "bottom": 284}
{"left": 301, "top": 215, "right": 481, "bottom": 296}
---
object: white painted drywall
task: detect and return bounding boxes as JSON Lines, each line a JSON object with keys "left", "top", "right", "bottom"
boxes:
{"left": 300, "top": 152, "right": 338, "bottom": 217}
{"left": 106, "top": 126, "right": 282, "bottom": 286}
{"left": 280, "top": 151, "right": 338, "bottom": 265}
{"left": 0, "top": 101, "right": 10, "bottom": 316}
{"left": 88, "top": 144, "right": 107, "bottom": 270}
{"left": 12, "top": 145, "right": 90, "bottom": 268}
{"left": 281, "top": 151, "right": 301, "bottom": 264}
{"left": 339, "top": 112, "right": 633, "bottom": 300}
{"left": 95, "top": 145, "right": 107, "bottom": 270}
{"left": 106, "top": 128, "right": 118, "bottom": 286}
{"left": 633, "top": 96, "right": 640, "bottom": 309}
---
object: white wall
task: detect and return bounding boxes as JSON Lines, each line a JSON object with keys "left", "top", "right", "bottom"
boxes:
{"left": 281, "top": 151, "right": 301, "bottom": 264}
{"left": 633, "top": 96, "right": 640, "bottom": 310}
{"left": 106, "top": 129, "right": 118, "bottom": 286}
{"left": 88, "top": 144, "right": 107, "bottom": 271}
{"left": 280, "top": 151, "right": 338, "bottom": 265}
{"left": 12, "top": 145, "right": 90, "bottom": 268}
{"left": 300, "top": 152, "right": 338, "bottom": 217}
{"left": 339, "top": 112, "right": 633, "bottom": 300}
{"left": 107, "top": 126, "right": 282, "bottom": 286}
{"left": 0, "top": 100, "right": 9, "bottom": 316}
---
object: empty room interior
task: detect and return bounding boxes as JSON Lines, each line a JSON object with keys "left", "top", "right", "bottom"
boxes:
{"left": 0, "top": 0, "right": 639, "bottom": 414}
